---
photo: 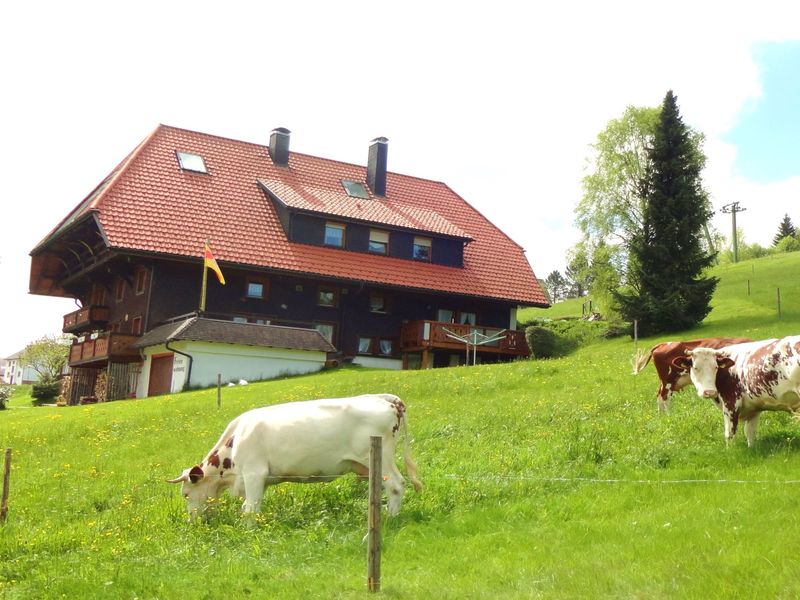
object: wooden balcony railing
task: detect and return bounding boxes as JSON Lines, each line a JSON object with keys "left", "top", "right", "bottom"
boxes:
{"left": 399, "top": 320, "right": 528, "bottom": 356}
{"left": 63, "top": 305, "right": 111, "bottom": 334}
{"left": 69, "top": 331, "right": 140, "bottom": 366}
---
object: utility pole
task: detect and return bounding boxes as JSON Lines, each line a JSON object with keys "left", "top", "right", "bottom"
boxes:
{"left": 721, "top": 202, "right": 746, "bottom": 262}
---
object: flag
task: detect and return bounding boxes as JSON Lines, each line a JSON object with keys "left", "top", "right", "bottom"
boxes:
{"left": 204, "top": 242, "right": 226, "bottom": 285}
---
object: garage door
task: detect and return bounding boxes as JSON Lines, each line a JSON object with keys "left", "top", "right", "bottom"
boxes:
{"left": 148, "top": 354, "right": 174, "bottom": 397}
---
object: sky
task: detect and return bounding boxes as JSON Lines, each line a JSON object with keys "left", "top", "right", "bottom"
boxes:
{"left": 2, "top": 1, "right": 800, "bottom": 357}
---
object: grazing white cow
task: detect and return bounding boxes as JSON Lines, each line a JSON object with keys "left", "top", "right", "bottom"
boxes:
{"left": 673, "top": 336, "right": 800, "bottom": 446}
{"left": 168, "top": 393, "right": 422, "bottom": 520}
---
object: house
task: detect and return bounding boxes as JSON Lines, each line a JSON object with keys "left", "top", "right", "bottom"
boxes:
{"left": 2, "top": 351, "right": 41, "bottom": 385}
{"left": 29, "top": 125, "right": 549, "bottom": 402}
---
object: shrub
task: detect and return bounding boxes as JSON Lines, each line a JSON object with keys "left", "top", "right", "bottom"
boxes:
{"left": 775, "top": 235, "right": 800, "bottom": 254}
{"left": 31, "top": 382, "right": 61, "bottom": 404}
{"left": 0, "top": 386, "right": 11, "bottom": 410}
{"left": 525, "top": 326, "right": 559, "bottom": 359}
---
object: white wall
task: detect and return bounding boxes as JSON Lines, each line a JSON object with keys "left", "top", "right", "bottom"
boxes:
{"left": 352, "top": 356, "right": 403, "bottom": 370}
{"left": 136, "top": 341, "right": 327, "bottom": 398}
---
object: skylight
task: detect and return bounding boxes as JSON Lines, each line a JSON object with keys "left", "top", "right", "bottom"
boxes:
{"left": 176, "top": 151, "right": 207, "bottom": 173}
{"left": 341, "top": 179, "right": 369, "bottom": 199}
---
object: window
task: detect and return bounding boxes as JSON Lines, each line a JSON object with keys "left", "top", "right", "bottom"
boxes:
{"left": 115, "top": 278, "right": 125, "bottom": 302}
{"left": 368, "top": 229, "right": 389, "bottom": 255}
{"left": 459, "top": 312, "right": 477, "bottom": 326}
{"left": 437, "top": 309, "right": 454, "bottom": 323}
{"left": 131, "top": 316, "right": 143, "bottom": 335}
{"left": 413, "top": 237, "right": 432, "bottom": 261}
{"left": 317, "top": 286, "right": 338, "bottom": 307}
{"left": 324, "top": 222, "right": 346, "bottom": 248}
{"left": 342, "top": 180, "right": 369, "bottom": 199}
{"left": 369, "top": 293, "right": 387, "bottom": 313}
{"left": 135, "top": 269, "right": 148, "bottom": 295}
{"left": 357, "top": 336, "right": 395, "bottom": 357}
{"left": 246, "top": 278, "right": 268, "bottom": 299}
{"left": 176, "top": 151, "right": 207, "bottom": 173}
{"left": 90, "top": 284, "right": 107, "bottom": 306}
{"left": 314, "top": 323, "right": 335, "bottom": 344}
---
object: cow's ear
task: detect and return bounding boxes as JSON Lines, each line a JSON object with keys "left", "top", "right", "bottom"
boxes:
{"left": 717, "top": 357, "right": 735, "bottom": 370}
{"left": 188, "top": 465, "right": 205, "bottom": 484}
{"left": 671, "top": 356, "right": 692, "bottom": 371}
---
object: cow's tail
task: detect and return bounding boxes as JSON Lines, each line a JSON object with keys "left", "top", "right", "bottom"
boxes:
{"left": 632, "top": 347, "right": 654, "bottom": 375}
{"left": 400, "top": 409, "right": 423, "bottom": 493}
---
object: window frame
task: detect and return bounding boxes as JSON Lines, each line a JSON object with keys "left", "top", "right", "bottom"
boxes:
{"left": 324, "top": 221, "right": 346, "bottom": 248}
{"left": 369, "top": 292, "right": 388, "bottom": 313}
{"left": 368, "top": 229, "right": 390, "bottom": 255}
{"left": 114, "top": 278, "right": 125, "bottom": 303}
{"left": 317, "top": 286, "right": 339, "bottom": 308}
{"left": 412, "top": 236, "right": 432, "bottom": 262}
{"left": 134, "top": 268, "right": 148, "bottom": 296}
{"left": 314, "top": 322, "right": 336, "bottom": 345}
{"left": 176, "top": 151, "right": 208, "bottom": 173}
{"left": 131, "top": 315, "right": 143, "bottom": 335}
{"left": 245, "top": 277, "right": 268, "bottom": 300}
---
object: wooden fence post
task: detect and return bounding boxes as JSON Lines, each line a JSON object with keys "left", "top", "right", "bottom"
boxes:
{"left": 1, "top": 448, "right": 11, "bottom": 523}
{"left": 217, "top": 373, "right": 222, "bottom": 408}
{"left": 777, "top": 288, "right": 782, "bottom": 319}
{"left": 367, "top": 436, "right": 382, "bottom": 593}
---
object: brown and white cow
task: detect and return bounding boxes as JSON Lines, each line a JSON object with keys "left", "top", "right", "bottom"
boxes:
{"left": 633, "top": 337, "right": 751, "bottom": 411}
{"left": 168, "top": 393, "right": 422, "bottom": 520}
{"left": 673, "top": 336, "right": 800, "bottom": 446}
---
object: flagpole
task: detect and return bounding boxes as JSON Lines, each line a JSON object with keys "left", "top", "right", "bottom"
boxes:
{"left": 200, "top": 240, "right": 208, "bottom": 313}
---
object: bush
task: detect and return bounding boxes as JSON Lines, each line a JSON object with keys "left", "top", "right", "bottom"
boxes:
{"left": 525, "top": 326, "right": 559, "bottom": 359}
{"left": 31, "top": 382, "right": 61, "bottom": 404}
{"left": 0, "top": 386, "right": 11, "bottom": 410}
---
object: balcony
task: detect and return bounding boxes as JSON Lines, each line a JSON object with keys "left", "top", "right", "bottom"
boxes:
{"left": 399, "top": 320, "right": 528, "bottom": 357}
{"left": 69, "top": 331, "right": 140, "bottom": 367}
{"left": 63, "top": 305, "right": 111, "bottom": 334}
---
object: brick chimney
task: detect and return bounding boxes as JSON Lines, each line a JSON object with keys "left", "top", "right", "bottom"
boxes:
{"left": 269, "top": 127, "right": 291, "bottom": 166}
{"left": 367, "top": 137, "right": 388, "bottom": 197}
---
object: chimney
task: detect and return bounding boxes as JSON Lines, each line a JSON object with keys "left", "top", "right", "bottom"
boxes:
{"left": 269, "top": 127, "right": 291, "bottom": 166}
{"left": 367, "top": 137, "right": 388, "bottom": 197}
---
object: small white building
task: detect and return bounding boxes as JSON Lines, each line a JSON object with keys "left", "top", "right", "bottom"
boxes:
{"left": 2, "top": 351, "right": 41, "bottom": 385}
{"left": 131, "top": 316, "right": 336, "bottom": 397}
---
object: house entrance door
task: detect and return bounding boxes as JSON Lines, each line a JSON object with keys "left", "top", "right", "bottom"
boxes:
{"left": 148, "top": 354, "right": 174, "bottom": 397}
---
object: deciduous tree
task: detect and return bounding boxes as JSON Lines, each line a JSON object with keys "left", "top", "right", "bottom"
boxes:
{"left": 20, "top": 335, "right": 70, "bottom": 383}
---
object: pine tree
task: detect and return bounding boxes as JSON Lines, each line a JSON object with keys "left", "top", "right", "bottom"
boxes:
{"left": 772, "top": 213, "right": 797, "bottom": 246}
{"left": 615, "top": 91, "right": 718, "bottom": 337}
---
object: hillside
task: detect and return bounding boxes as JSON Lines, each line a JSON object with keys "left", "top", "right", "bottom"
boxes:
{"left": 2, "top": 252, "right": 800, "bottom": 598}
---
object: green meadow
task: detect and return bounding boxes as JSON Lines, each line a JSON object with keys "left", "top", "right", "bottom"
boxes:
{"left": 2, "top": 252, "right": 800, "bottom": 599}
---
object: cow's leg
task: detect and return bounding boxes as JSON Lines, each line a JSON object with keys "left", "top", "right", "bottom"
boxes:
{"left": 240, "top": 469, "right": 268, "bottom": 519}
{"left": 657, "top": 386, "right": 670, "bottom": 413}
{"left": 722, "top": 410, "right": 734, "bottom": 445}
{"left": 743, "top": 414, "right": 761, "bottom": 448}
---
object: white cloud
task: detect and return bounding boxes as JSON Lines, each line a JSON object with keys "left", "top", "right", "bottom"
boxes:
{"left": 1, "top": 1, "right": 800, "bottom": 355}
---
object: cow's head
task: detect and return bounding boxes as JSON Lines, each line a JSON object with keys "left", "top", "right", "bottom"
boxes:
{"left": 167, "top": 464, "right": 227, "bottom": 520}
{"left": 671, "top": 348, "right": 735, "bottom": 399}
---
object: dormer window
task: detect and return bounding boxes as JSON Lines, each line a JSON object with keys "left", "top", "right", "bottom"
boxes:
{"left": 413, "top": 237, "right": 432, "bottom": 262}
{"left": 176, "top": 151, "right": 207, "bottom": 173}
{"left": 342, "top": 180, "right": 369, "bottom": 199}
{"left": 368, "top": 229, "right": 389, "bottom": 255}
{"left": 324, "top": 222, "right": 346, "bottom": 248}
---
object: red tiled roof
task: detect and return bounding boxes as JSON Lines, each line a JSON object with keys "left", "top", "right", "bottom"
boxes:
{"left": 47, "top": 125, "right": 548, "bottom": 306}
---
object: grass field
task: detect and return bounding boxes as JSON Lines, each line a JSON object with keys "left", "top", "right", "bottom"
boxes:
{"left": 2, "top": 252, "right": 800, "bottom": 598}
